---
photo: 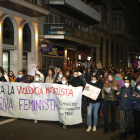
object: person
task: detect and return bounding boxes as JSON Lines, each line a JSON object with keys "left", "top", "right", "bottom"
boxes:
{"left": 102, "top": 73, "right": 119, "bottom": 134}
{"left": 45, "top": 69, "right": 54, "bottom": 84}
{"left": 9, "top": 71, "right": 16, "bottom": 82}
{"left": 35, "top": 67, "right": 45, "bottom": 82}
{"left": 59, "top": 76, "right": 68, "bottom": 86}
{"left": 54, "top": 71, "right": 63, "bottom": 83}
{"left": 114, "top": 73, "right": 120, "bottom": 81}
{"left": 85, "top": 68, "right": 92, "bottom": 84}
{"left": 65, "top": 70, "right": 71, "bottom": 81}
{"left": 86, "top": 75, "right": 102, "bottom": 132}
{"left": 116, "top": 77, "right": 136, "bottom": 139}
{"left": 0, "top": 67, "right": 9, "bottom": 82}
{"left": 58, "top": 76, "right": 68, "bottom": 130}
{"left": 133, "top": 81, "right": 140, "bottom": 140}
{"left": 33, "top": 74, "right": 43, "bottom": 83}
{"left": 120, "top": 68, "right": 125, "bottom": 79}
{"left": 15, "top": 71, "right": 28, "bottom": 83}
{"left": 0, "top": 71, "right": 7, "bottom": 82}
{"left": 33, "top": 74, "right": 43, "bottom": 123}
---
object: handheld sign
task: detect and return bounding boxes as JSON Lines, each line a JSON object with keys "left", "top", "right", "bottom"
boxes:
{"left": 83, "top": 84, "right": 101, "bottom": 100}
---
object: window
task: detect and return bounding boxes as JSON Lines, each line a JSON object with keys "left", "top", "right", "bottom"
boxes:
{"left": 112, "top": 13, "right": 117, "bottom": 30}
{"left": 48, "top": 13, "right": 60, "bottom": 23}
{"left": 78, "top": 25, "right": 88, "bottom": 32}
{"left": 65, "top": 19, "right": 74, "bottom": 27}
{"left": 3, "top": 17, "right": 14, "bottom": 45}
{"left": 32, "top": 0, "right": 37, "bottom": 4}
{"left": 103, "top": 15, "right": 107, "bottom": 22}
{"left": 23, "top": 24, "right": 31, "bottom": 52}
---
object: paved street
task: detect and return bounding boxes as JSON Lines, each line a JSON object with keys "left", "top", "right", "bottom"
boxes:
{"left": 0, "top": 108, "right": 135, "bottom": 140}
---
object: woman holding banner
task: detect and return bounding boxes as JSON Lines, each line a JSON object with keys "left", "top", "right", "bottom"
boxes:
{"left": 45, "top": 68, "right": 54, "bottom": 84}
{"left": 102, "top": 73, "right": 119, "bottom": 134}
{"left": 86, "top": 75, "right": 103, "bottom": 132}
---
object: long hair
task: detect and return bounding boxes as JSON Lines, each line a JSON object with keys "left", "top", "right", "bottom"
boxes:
{"left": 104, "top": 73, "right": 118, "bottom": 87}
{"left": 0, "top": 67, "right": 5, "bottom": 75}
{"left": 48, "top": 68, "right": 54, "bottom": 78}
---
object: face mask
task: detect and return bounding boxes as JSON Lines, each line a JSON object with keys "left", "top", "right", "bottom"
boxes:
{"left": 115, "top": 76, "right": 120, "bottom": 81}
{"left": 62, "top": 81, "right": 66, "bottom": 85}
{"left": 35, "top": 77, "right": 39, "bottom": 81}
{"left": 91, "top": 81, "right": 96, "bottom": 83}
{"left": 137, "top": 87, "right": 140, "bottom": 90}
{"left": 124, "top": 83, "right": 129, "bottom": 88}
{"left": 0, "top": 72, "right": 2, "bottom": 77}
{"left": 59, "top": 75, "right": 63, "bottom": 78}
{"left": 120, "top": 70, "right": 122, "bottom": 72}
{"left": 109, "top": 80, "right": 113, "bottom": 83}
{"left": 100, "top": 75, "right": 102, "bottom": 78}
{"left": 18, "top": 75, "right": 22, "bottom": 78}
{"left": 83, "top": 72, "right": 86, "bottom": 74}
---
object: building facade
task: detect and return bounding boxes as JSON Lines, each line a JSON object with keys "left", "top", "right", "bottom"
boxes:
{"left": 0, "top": 0, "right": 50, "bottom": 76}
{"left": 91, "top": 0, "right": 140, "bottom": 68}
{"left": 38, "top": 0, "right": 101, "bottom": 73}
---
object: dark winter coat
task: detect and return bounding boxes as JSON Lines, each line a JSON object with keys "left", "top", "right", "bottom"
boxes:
{"left": 89, "top": 81, "right": 102, "bottom": 104}
{"left": 133, "top": 90, "right": 140, "bottom": 111}
{"left": 15, "top": 76, "right": 28, "bottom": 83}
{"left": 85, "top": 72, "right": 92, "bottom": 83}
{"left": 117, "top": 86, "right": 136, "bottom": 111}
{"left": 69, "top": 76, "right": 85, "bottom": 88}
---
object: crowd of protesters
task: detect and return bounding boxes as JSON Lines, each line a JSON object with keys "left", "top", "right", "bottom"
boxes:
{"left": 0, "top": 66, "right": 140, "bottom": 140}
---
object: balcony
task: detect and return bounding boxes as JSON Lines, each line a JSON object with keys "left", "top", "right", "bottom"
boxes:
{"left": 48, "top": 0, "right": 101, "bottom": 25}
{"left": 0, "top": 0, "right": 50, "bottom": 16}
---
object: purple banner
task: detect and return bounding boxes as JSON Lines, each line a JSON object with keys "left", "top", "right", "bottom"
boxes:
{"left": 134, "top": 60, "right": 140, "bottom": 68}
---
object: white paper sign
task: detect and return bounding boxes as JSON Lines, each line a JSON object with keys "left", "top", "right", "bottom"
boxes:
{"left": 83, "top": 84, "right": 101, "bottom": 100}
{"left": 27, "top": 63, "right": 37, "bottom": 76}
{"left": 0, "top": 82, "right": 82, "bottom": 125}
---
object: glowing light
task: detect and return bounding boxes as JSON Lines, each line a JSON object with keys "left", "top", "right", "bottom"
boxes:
{"left": 19, "top": 29, "right": 22, "bottom": 37}
{"left": 0, "top": 24, "right": 1, "bottom": 32}
{"left": 36, "top": 32, "right": 38, "bottom": 40}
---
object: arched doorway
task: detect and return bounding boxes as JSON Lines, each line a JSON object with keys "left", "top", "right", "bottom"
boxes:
{"left": 23, "top": 23, "right": 31, "bottom": 52}
{"left": 23, "top": 23, "right": 31, "bottom": 70}
{"left": 3, "top": 17, "right": 14, "bottom": 45}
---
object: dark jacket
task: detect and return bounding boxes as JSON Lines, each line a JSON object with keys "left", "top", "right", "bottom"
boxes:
{"left": 133, "top": 90, "right": 140, "bottom": 111}
{"left": 69, "top": 76, "right": 85, "bottom": 88}
{"left": 66, "top": 75, "right": 71, "bottom": 81}
{"left": 85, "top": 72, "right": 92, "bottom": 83}
{"left": 15, "top": 76, "right": 28, "bottom": 83}
{"left": 0, "top": 76, "right": 7, "bottom": 82}
{"left": 117, "top": 86, "right": 136, "bottom": 111}
{"left": 102, "top": 84, "right": 119, "bottom": 101}
{"left": 89, "top": 81, "right": 102, "bottom": 104}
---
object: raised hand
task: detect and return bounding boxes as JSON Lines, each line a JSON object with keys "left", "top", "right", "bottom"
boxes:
{"left": 124, "top": 93, "right": 128, "bottom": 98}
{"left": 116, "top": 92, "right": 120, "bottom": 95}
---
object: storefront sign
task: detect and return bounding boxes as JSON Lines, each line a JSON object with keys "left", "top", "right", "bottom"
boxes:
{"left": 44, "top": 24, "right": 65, "bottom": 34}
{"left": 43, "top": 45, "right": 64, "bottom": 57}
{"left": 41, "top": 44, "right": 52, "bottom": 52}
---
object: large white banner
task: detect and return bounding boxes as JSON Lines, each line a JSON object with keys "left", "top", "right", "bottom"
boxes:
{"left": 0, "top": 82, "right": 82, "bottom": 125}
{"left": 83, "top": 84, "right": 101, "bottom": 100}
